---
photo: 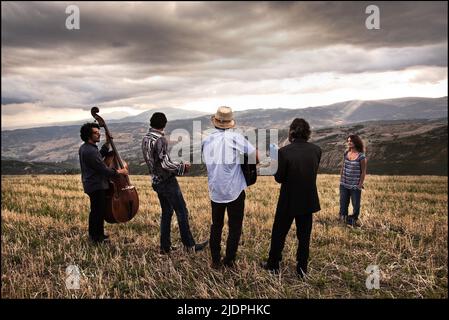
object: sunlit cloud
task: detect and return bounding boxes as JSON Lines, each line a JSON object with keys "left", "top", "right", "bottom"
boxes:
{"left": 1, "top": 1, "right": 447, "bottom": 128}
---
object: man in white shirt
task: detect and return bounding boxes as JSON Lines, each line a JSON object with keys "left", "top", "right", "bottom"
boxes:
{"left": 202, "top": 106, "right": 258, "bottom": 269}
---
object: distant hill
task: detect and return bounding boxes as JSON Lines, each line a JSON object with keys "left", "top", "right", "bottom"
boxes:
{"left": 3, "top": 96, "right": 446, "bottom": 131}
{"left": 116, "top": 96, "right": 447, "bottom": 128}
{"left": 1, "top": 159, "right": 79, "bottom": 175}
{"left": 133, "top": 96, "right": 447, "bottom": 133}
{"left": 234, "top": 96, "right": 448, "bottom": 129}
{"left": 113, "top": 108, "right": 207, "bottom": 123}
{"left": 309, "top": 118, "right": 448, "bottom": 176}
{"left": 2, "top": 96, "right": 447, "bottom": 175}
{"left": 2, "top": 107, "right": 208, "bottom": 130}
{"left": 2, "top": 118, "right": 447, "bottom": 176}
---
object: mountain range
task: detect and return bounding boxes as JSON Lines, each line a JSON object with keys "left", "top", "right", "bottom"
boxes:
{"left": 3, "top": 107, "right": 208, "bottom": 130}
{"left": 1, "top": 96, "right": 447, "bottom": 175}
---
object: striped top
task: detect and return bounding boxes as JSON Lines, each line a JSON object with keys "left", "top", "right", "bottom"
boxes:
{"left": 141, "top": 128, "right": 185, "bottom": 185}
{"left": 340, "top": 151, "right": 366, "bottom": 190}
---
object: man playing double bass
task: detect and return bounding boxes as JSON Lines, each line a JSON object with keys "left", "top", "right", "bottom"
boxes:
{"left": 79, "top": 122, "right": 128, "bottom": 244}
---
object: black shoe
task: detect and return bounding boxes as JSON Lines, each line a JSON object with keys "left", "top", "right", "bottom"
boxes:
{"left": 194, "top": 240, "right": 209, "bottom": 252}
{"left": 89, "top": 235, "right": 110, "bottom": 244}
{"left": 346, "top": 216, "right": 358, "bottom": 227}
{"left": 160, "top": 248, "right": 171, "bottom": 254}
{"left": 160, "top": 246, "right": 177, "bottom": 255}
{"left": 260, "top": 261, "right": 280, "bottom": 274}
{"left": 296, "top": 265, "right": 307, "bottom": 279}
{"left": 222, "top": 258, "right": 236, "bottom": 268}
{"left": 338, "top": 215, "right": 347, "bottom": 223}
{"left": 211, "top": 260, "right": 223, "bottom": 270}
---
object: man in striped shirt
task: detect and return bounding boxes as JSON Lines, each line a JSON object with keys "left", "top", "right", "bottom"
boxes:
{"left": 142, "top": 112, "right": 208, "bottom": 254}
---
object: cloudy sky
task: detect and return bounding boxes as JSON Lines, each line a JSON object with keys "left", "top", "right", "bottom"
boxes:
{"left": 1, "top": 1, "right": 447, "bottom": 128}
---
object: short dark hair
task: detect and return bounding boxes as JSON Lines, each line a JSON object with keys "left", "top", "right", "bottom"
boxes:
{"left": 80, "top": 122, "right": 100, "bottom": 142}
{"left": 348, "top": 134, "right": 365, "bottom": 153}
{"left": 289, "top": 118, "right": 311, "bottom": 141}
{"left": 150, "top": 112, "right": 167, "bottom": 129}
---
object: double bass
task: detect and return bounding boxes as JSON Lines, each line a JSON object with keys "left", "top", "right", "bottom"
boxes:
{"left": 91, "top": 106, "right": 139, "bottom": 223}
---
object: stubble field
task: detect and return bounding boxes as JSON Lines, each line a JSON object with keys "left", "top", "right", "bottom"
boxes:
{"left": 1, "top": 174, "right": 447, "bottom": 298}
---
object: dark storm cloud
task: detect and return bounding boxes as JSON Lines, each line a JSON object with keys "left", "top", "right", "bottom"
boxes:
{"left": 1, "top": 1, "right": 447, "bottom": 125}
{"left": 1, "top": 96, "right": 35, "bottom": 105}
{"left": 2, "top": 1, "right": 447, "bottom": 70}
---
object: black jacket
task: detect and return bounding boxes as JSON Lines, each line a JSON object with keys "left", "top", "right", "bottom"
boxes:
{"left": 274, "top": 138, "right": 322, "bottom": 216}
{"left": 78, "top": 142, "right": 118, "bottom": 194}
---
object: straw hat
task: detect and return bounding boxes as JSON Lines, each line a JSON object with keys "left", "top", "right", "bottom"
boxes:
{"left": 211, "top": 106, "right": 235, "bottom": 129}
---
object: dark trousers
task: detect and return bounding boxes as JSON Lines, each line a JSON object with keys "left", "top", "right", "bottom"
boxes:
{"left": 339, "top": 185, "right": 362, "bottom": 219}
{"left": 210, "top": 191, "right": 245, "bottom": 264}
{"left": 87, "top": 189, "right": 106, "bottom": 239}
{"left": 267, "top": 210, "right": 313, "bottom": 273}
{"left": 153, "top": 177, "right": 195, "bottom": 250}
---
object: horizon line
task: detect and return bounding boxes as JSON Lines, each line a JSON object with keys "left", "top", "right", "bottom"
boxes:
{"left": 1, "top": 95, "right": 447, "bottom": 131}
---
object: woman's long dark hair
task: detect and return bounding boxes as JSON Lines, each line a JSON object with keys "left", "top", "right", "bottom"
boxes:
{"left": 347, "top": 134, "right": 365, "bottom": 153}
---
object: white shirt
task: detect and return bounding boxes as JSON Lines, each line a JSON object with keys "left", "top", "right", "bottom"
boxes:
{"left": 202, "top": 129, "right": 256, "bottom": 203}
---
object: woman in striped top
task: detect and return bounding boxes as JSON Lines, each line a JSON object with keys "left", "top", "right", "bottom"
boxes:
{"left": 339, "top": 135, "right": 367, "bottom": 226}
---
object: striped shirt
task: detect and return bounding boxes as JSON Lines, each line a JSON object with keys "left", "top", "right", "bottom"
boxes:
{"left": 340, "top": 151, "right": 366, "bottom": 190}
{"left": 142, "top": 128, "right": 185, "bottom": 185}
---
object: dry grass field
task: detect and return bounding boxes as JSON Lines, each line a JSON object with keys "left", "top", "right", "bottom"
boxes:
{"left": 1, "top": 174, "right": 447, "bottom": 298}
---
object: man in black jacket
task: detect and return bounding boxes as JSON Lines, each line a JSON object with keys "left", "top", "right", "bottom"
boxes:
{"left": 262, "top": 118, "right": 322, "bottom": 278}
{"left": 79, "top": 122, "right": 128, "bottom": 243}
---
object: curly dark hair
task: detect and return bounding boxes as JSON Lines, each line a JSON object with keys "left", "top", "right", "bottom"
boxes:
{"left": 80, "top": 122, "right": 100, "bottom": 142}
{"left": 150, "top": 112, "right": 167, "bottom": 129}
{"left": 289, "top": 118, "right": 311, "bottom": 142}
{"left": 347, "top": 134, "right": 365, "bottom": 153}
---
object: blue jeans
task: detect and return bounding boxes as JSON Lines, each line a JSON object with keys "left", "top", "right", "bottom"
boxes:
{"left": 152, "top": 177, "right": 195, "bottom": 250}
{"left": 339, "top": 185, "right": 362, "bottom": 220}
